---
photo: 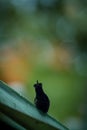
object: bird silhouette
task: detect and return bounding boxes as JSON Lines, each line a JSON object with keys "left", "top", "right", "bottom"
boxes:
{"left": 33, "top": 80, "right": 50, "bottom": 113}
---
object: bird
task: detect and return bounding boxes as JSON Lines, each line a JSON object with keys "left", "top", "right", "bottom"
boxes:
{"left": 33, "top": 80, "right": 50, "bottom": 113}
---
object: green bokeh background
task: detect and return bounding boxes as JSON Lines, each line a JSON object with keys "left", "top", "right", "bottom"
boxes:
{"left": 0, "top": 0, "right": 87, "bottom": 129}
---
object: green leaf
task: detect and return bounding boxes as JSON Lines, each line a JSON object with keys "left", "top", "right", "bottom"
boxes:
{"left": 0, "top": 80, "right": 69, "bottom": 130}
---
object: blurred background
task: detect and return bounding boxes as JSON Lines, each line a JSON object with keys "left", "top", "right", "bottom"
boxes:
{"left": 0, "top": 0, "right": 87, "bottom": 129}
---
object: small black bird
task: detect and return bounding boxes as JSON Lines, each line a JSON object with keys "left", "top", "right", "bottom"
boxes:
{"left": 33, "top": 80, "right": 50, "bottom": 113}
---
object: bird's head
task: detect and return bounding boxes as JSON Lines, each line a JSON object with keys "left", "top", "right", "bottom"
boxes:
{"left": 34, "top": 80, "right": 42, "bottom": 88}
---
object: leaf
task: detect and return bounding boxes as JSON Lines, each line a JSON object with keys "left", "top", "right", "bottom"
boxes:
{"left": 0, "top": 80, "right": 69, "bottom": 130}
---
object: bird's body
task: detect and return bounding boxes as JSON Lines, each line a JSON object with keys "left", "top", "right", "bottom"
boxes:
{"left": 34, "top": 80, "right": 50, "bottom": 113}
